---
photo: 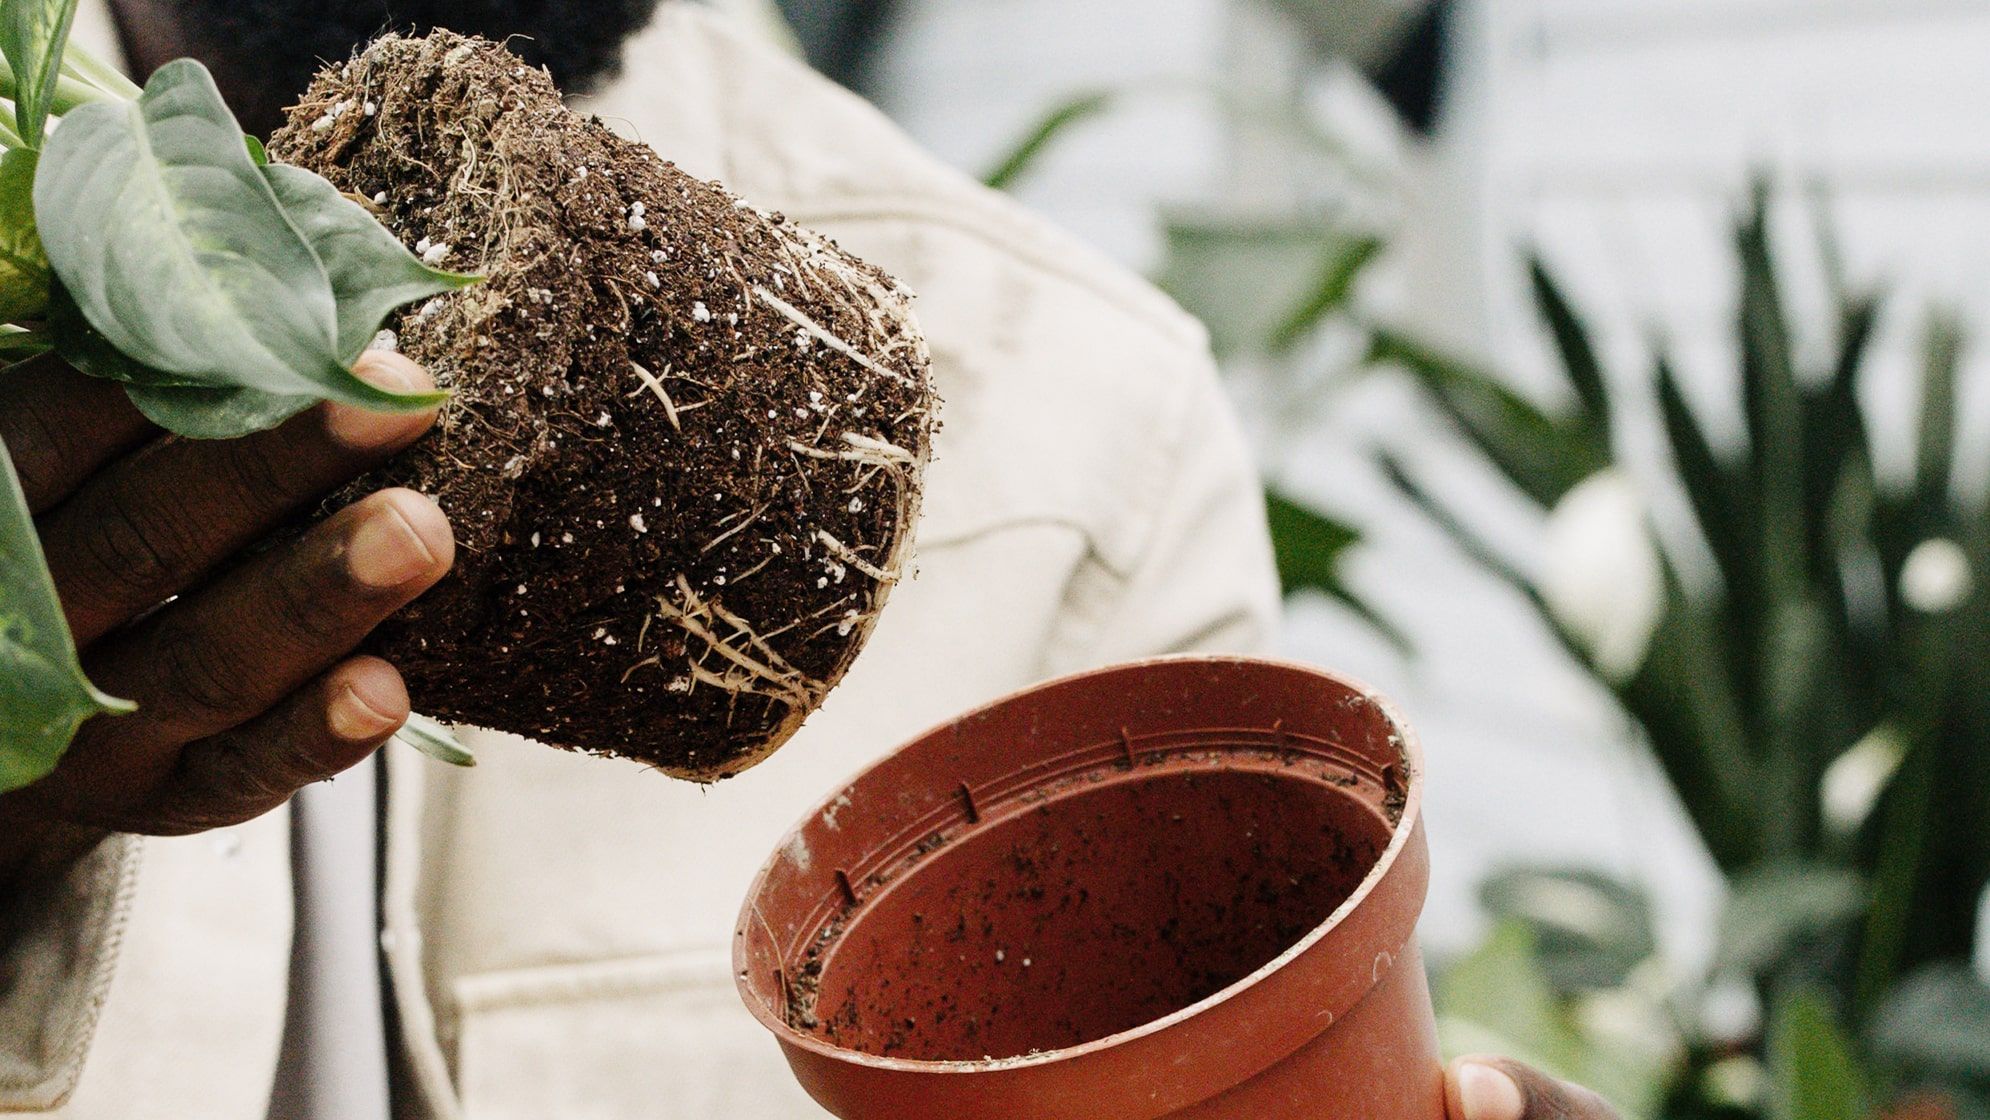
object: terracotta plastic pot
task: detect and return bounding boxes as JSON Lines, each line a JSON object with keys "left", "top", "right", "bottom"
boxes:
{"left": 735, "top": 656, "right": 1442, "bottom": 1120}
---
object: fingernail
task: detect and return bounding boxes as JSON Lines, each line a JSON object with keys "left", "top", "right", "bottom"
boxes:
{"left": 327, "top": 355, "right": 435, "bottom": 447}
{"left": 1458, "top": 1062, "right": 1525, "bottom": 1120}
{"left": 352, "top": 351, "right": 426, "bottom": 393}
{"left": 347, "top": 503, "right": 437, "bottom": 589}
{"left": 329, "top": 682, "right": 399, "bottom": 741}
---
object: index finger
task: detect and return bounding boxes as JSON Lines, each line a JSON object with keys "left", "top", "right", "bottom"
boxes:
{"left": 0, "top": 354, "right": 155, "bottom": 513}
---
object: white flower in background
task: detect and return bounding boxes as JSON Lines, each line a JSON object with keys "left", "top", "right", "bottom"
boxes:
{"left": 1899, "top": 537, "right": 1973, "bottom": 613}
{"left": 1541, "top": 469, "right": 1664, "bottom": 683}
{"left": 1820, "top": 723, "right": 1907, "bottom": 835}
{"left": 1978, "top": 889, "right": 1990, "bottom": 987}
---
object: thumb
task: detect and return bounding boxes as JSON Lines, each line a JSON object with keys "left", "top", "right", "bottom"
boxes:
{"left": 1445, "top": 1057, "right": 1621, "bottom": 1120}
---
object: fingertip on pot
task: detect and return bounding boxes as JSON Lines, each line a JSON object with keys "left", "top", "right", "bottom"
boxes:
{"left": 1447, "top": 1056, "right": 1525, "bottom": 1120}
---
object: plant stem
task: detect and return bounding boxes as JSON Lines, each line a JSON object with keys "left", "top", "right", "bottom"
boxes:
{"left": 60, "top": 41, "right": 141, "bottom": 101}
{"left": 0, "top": 53, "right": 126, "bottom": 123}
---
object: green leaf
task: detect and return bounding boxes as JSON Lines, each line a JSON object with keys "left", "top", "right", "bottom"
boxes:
{"left": 1158, "top": 216, "right": 1356, "bottom": 358}
{"left": 34, "top": 59, "right": 444, "bottom": 413}
{"left": 1914, "top": 310, "right": 1963, "bottom": 508}
{"left": 1266, "top": 235, "right": 1383, "bottom": 354}
{"left": 1436, "top": 921, "right": 1586, "bottom": 1074}
{"left": 53, "top": 281, "right": 352, "bottom": 440}
{"left": 1478, "top": 866, "right": 1657, "bottom": 993}
{"left": 982, "top": 91, "right": 1113, "bottom": 191}
{"left": 1714, "top": 863, "right": 1866, "bottom": 978}
{"left": 0, "top": 323, "right": 49, "bottom": 362}
{"left": 259, "top": 162, "right": 476, "bottom": 362}
{"left": 0, "top": 431, "right": 132, "bottom": 793}
{"left": 1765, "top": 989, "right": 1865, "bottom": 1120}
{"left": 1872, "top": 964, "right": 1990, "bottom": 1082}
{"left": 1371, "top": 328, "right": 1608, "bottom": 507}
{"left": 1529, "top": 257, "right": 1611, "bottom": 430}
{"left": 0, "top": 0, "right": 78, "bottom": 147}
{"left": 243, "top": 132, "right": 268, "bottom": 165}
{"left": 393, "top": 712, "right": 476, "bottom": 767}
{"left": 1265, "top": 487, "right": 1405, "bottom": 649}
{"left": 1655, "top": 351, "right": 1755, "bottom": 614}
{"left": 0, "top": 146, "right": 49, "bottom": 322}
{"left": 124, "top": 382, "right": 316, "bottom": 438}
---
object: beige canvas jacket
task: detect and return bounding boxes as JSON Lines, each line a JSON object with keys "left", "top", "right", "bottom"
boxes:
{"left": 0, "top": 5, "right": 1279, "bottom": 1117}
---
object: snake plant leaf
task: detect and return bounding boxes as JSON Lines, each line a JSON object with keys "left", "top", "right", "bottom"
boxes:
{"left": 1371, "top": 329, "right": 1607, "bottom": 508}
{"left": 1265, "top": 487, "right": 1405, "bottom": 649}
{"left": 982, "top": 90, "right": 1113, "bottom": 191}
{"left": 0, "top": 0, "right": 78, "bottom": 147}
{"left": 1914, "top": 310, "right": 1963, "bottom": 509}
{"left": 1736, "top": 184, "right": 1808, "bottom": 592}
{"left": 0, "top": 432, "right": 132, "bottom": 793}
{"left": 0, "top": 146, "right": 49, "bottom": 322}
{"left": 1765, "top": 989, "right": 1865, "bottom": 1120}
{"left": 1266, "top": 235, "right": 1383, "bottom": 355}
{"left": 1655, "top": 352, "right": 1752, "bottom": 595}
{"left": 34, "top": 59, "right": 444, "bottom": 413}
{"left": 260, "top": 163, "right": 477, "bottom": 362}
{"left": 1528, "top": 256, "right": 1610, "bottom": 431}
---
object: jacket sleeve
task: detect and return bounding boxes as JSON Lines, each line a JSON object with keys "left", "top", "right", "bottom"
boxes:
{"left": 0, "top": 835, "right": 139, "bottom": 1113}
{"left": 1044, "top": 347, "right": 1282, "bottom": 672}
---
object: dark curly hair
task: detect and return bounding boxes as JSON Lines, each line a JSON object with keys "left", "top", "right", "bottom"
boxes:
{"left": 165, "top": 0, "right": 666, "bottom": 131}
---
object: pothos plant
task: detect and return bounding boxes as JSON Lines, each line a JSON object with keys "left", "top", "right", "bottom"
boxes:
{"left": 0, "top": 0, "right": 479, "bottom": 792}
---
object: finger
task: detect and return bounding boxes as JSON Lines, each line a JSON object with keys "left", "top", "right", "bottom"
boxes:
{"left": 1446, "top": 1058, "right": 1621, "bottom": 1120}
{"left": 40, "top": 351, "right": 438, "bottom": 646}
{"left": 61, "top": 488, "right": 452, "bottom": 786}
{"left": 0, "top": 354, "right": 154, "bottom": 513}
{"left": 137, "top": 657, "right": 407, "bottom": 835}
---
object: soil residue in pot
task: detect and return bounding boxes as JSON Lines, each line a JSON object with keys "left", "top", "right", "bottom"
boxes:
{"left": 270, "top": 33, "right": 936, "bottom": 779}
{"left": 789, "top": 763, "right": 1394, "bottom": 1060}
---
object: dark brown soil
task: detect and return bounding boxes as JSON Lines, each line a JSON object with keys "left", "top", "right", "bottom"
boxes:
{"left": 270, "top": 32, "right": 935, "bottom": 779}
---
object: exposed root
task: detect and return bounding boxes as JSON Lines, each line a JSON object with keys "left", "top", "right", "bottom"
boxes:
{"left": 653, "top": 574, "right": 831, "bottom": 709}
{"left": 753, "top": 286, "right": 914, "bottom": 388}
{"left": 813, "top": 529, "right": 894, "bottom": 584}
{"left": 625, "top": 359, "right": 681, "bottom": 430}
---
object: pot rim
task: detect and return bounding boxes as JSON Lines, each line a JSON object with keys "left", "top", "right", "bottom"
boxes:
{"left": 733, "top": 654, "right": 1427, "bottom": 1077}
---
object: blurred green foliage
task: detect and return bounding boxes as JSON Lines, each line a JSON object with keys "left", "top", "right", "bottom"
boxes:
{"left": 1409, "top": 185, "right": 1990, "bottom": 1119}
{"left": 987, "top": 82, "right": 1989, "bottom": 1120}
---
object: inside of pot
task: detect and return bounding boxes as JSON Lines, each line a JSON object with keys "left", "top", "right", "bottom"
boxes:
{"left": 801, "top": 761, "right": 1394, "bottom": 1061}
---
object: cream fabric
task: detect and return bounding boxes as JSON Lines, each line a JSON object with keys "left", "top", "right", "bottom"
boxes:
{"left": 0, "top": 4, "right": 1279, "bottom": 1117}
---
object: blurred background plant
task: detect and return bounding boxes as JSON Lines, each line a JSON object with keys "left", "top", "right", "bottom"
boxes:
{"left": 861, "top": 0, "right": 1990, "bottom": 1108}
{"left": 986, "top": 77, "right": 1407, "bottom": 641}
{"left": 984, "top": 59, "right": 1990, "bottom": 1120}
{"left": 1397, "top": 185, "right": 1990, "bottom": 1120}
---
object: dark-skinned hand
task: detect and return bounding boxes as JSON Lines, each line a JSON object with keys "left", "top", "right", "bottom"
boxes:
{"left": 1446, "top": 1056, "right": 1622, "bottom": 1120}
{"left": 0, "top": 351, "right": 452, "bottom": 889}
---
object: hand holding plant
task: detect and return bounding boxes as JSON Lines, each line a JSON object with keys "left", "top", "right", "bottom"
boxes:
{"left": 0, "top": 0, "right": 477, "bottom": 804}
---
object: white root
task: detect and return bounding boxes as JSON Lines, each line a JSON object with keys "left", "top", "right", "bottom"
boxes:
{"left": 753, "top": 286, "right": 914, "bottom": 388}
{"left": 785, "top": 432, "right": 915, "bottom": 472}
{"left": 701, "top": 502, "right": 769, "bottom": 554}
{"left": 813, "top": 529, "right": 895, "bottom": 584}
{"left": 839, "top": 431, "right": 917, "bottom": 464}
{"left": 653, "top": 574, "right": 828, "bottom": 709}
{"left": 625, "top": 360, "right": 680, "bottom": 431}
